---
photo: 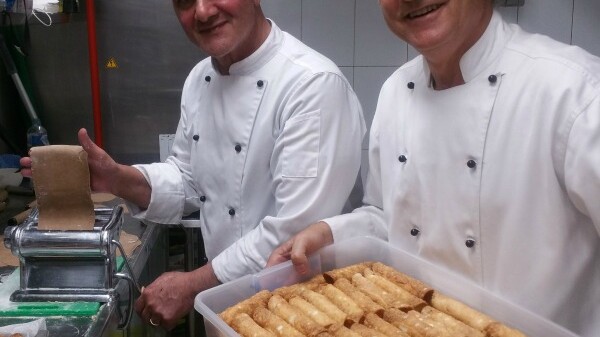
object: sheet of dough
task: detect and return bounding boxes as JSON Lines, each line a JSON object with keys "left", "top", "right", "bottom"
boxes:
{"left": 31, "top": 145, "right": 95, "bottom": 230}
{"left": 117, "top": 231, "right": 141, "bottom": 257}
{"left": 91, "top": 192, "right": 117, "bottom": 203}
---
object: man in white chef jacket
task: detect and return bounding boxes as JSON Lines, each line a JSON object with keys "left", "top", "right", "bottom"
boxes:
{"left": 20, "top": 0, "right": 365, "bottom": 330}
{"left": 268, "top": 1, "right": 600, "bottom": 336}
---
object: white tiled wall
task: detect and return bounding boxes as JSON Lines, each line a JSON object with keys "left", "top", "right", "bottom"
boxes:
{"left": 262, "top": 0, "right": 302, "bottom": 38}
{"left": 302, "top": 0, "right": 355, "bottom": 67}
{"left": 572, "top": 1, "right": 600, "bottom": 57}
{"left": 261, "top": 0, "right": 600, "bottom": 177}
{"left": 517, "top": 0, "right": 574, "bottom": 45}
{"left": 354, "top": 1, "right": 407, "bottom": 67}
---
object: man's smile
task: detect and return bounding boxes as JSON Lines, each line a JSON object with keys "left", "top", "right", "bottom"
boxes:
{"left": 406, "top": 4, "right": 444, "bottom": 20}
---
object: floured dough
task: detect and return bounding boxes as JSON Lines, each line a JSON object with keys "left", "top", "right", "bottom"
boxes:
{"left": 91, "top": 192, "right": 117, "bottom": 203}
{"left": 117, "top": 231, "right": 141, "bottom": 257}
{"left": 31, "top": 145, "right": 95, "bottom": 230}
{"left": 0, "top": 236, "right": 19, "bottom": 266}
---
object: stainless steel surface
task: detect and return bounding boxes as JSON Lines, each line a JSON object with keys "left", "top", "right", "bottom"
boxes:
{"left": 87, "top": 219, "right": 164, "bottom": 337}
{"left": 0, "top": 32, "right": 39, "bottom": 124}
{"left": 21, "top": 0, "right": 204, "bottom": 164}
{"left": 4, "top": 206, "right": 123, "bottom": 302}
{"left": 73, "top": 219, "right": 161, "bottom": 337}
{"left": 0, "top": 9, "right": 32, "bottom": 154}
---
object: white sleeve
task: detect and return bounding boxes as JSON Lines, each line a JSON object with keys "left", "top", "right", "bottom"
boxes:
{"left": 564, "top": 94, "right": 600, "bottom": 235}
{"left": 326, "top": 102, "right": 388, "bottom": 243}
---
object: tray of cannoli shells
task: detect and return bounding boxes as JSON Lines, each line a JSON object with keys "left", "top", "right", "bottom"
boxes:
{"left": 194, "top": 237, "right": 579, "bottom": 337}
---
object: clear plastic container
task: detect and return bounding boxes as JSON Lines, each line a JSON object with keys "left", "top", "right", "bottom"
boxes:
{"left": 26, "top": 120, "right": 50, "bottom": 149}
{"left": 194, "top": 236, "right": 579, "bottom": 337}
{"left": 0, "top": 0, "right": 18, "bottom": 12}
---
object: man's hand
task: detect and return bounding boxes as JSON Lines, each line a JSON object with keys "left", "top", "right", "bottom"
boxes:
{"left": 134, "top": 271, "right": 195, "bottom": 330}
{"left": 134, "top": 263, "right": 220, "bottom": 330}
{"left": 267, "top": 221, "right": 334, "bottom": 275}
{"left": 19, "top": 156, "right": 32, "bottom": 177}
{"left": 77, "top": 128, "right": 120, "bottom": 193}
{"left": 19, "top": 128, "right": 118, "bottom": 193}
{"left": 21, "top": 127, "right": 152, "bottom": 208}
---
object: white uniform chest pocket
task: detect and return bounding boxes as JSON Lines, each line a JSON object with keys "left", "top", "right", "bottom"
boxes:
{"left": 281, "top": 109, "right": 321, "bottom": 178}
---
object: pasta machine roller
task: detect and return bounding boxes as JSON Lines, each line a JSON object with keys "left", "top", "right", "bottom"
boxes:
{"left": 3, "top": 205, "right": 139, "bottom": 304}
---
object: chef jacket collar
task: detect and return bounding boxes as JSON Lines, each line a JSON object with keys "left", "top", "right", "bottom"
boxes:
{"left": 210, "top": 19, "right": 280, "bottom": 76}
{"left": 422, "top": 10, "right": 509, "bottom": 88}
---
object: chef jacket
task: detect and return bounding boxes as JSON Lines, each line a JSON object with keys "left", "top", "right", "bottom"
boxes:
{"left": 326, "top": 11, "right": 600, "bottom": 336}
{"left": 131, "top": 21, "right": 366, "bottom": 282}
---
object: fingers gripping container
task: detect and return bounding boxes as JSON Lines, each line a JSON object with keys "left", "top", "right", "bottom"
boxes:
{"left": 194, "top": 236, "right": 579, "bottom": 337}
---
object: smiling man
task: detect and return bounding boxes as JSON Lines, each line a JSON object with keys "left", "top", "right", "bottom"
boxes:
{"left": 21, "top": 0, "right": 365, "bottom": 330}
{"left": 268, "top": 1, "right": 600, "bottom": 335}
{"left": 126, "top": 0, "right": 367, "bottom": 330}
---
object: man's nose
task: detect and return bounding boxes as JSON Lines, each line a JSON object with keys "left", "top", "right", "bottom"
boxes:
{"left": 194, "top": 0, "right": 219, "bottom": 22}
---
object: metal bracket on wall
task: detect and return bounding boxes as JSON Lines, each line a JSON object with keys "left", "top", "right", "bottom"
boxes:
{"left": 159, "top": 134, "right": 175, "bottom": 162}
{"left": 496, "top": 0, "right": 525, "bottom": 6}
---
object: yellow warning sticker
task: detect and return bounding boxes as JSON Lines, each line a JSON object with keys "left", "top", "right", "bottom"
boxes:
{"left": 106, "top": 58, "right": 118, "bottom": 69}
